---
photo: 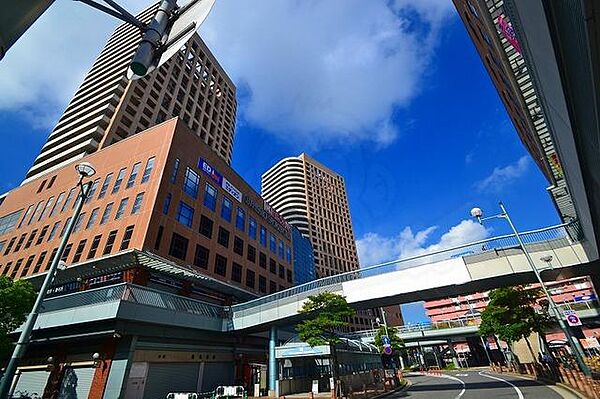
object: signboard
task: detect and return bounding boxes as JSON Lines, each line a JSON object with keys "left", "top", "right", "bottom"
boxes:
{"left": 487, "top": 337, "right": 498, "bottom": 350}
{"left": 497, "top": 15, "right": 522, "bottom": 54}
{"left": 381, "top": 336, "right": 391, "bottom": 346}
{"left": 243, "top": 195, "right": 291, "bottom": 239}
{"left": 383, "top": 346, "right": 393, "bottom": 355}
{"left": 564, "top": 310, "right": 582, "bottom": 327}
{"left": 222, "top": 177, "right": 242, "bottom": 203}
{"left": 583, "top": 337, "right": 600, "bottom": 349}
{"left": 574, "top": 294, "right": 597, "bottom": 302}
{"left": 264, "top": 201, "right": 291, "bottom": 232}
{"left": 275, "top": 345, "right": 330, "bottom": 358}
{"left": 199, "top": 158, "right": 223, "bottom": 185}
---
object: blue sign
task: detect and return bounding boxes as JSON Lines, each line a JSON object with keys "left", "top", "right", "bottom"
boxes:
{"left": 382, "top": 336, "right": 391, "bottom": 346}
{"left": 199, "top": 158, "right": 222, "bottom": 185}
{"left": 575, "top": 294, "right": 597, "bottom": 302}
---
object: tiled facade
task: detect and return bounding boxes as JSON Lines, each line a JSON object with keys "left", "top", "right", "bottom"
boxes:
{"left": 0, "top": 119, "right": 293, "bottom": 299}
{"left": 24, "top": 4, "right": 236, "bottom": 184}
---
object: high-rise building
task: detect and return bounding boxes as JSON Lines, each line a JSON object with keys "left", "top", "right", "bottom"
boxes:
{"left": 291, "top": 226, "right": 316, "bottom": 285}
{"left": 23, "top": 4, "right": 237, "bottom": 184}
{"left": 261, "top": 153, "right": 359, "bottom": 277}
{"left": 452, "top": 0, "right": 575, "bottom": 223}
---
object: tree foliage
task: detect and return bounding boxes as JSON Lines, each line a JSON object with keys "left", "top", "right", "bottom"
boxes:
{"left": 296, "top": 292, "right": 355, "bottom": 347}
{"left": 0, "top": 276, "right": 36, "bottom": 357}
{"left": 374, "top": 326, "right": 404, "bottom": 353}
{"left": 478, "top": 286, "right": 552, "bottom": 345}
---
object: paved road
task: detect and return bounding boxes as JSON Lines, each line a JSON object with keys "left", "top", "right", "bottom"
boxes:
{"left": 402, "top": 370, "right": 568, "bottom": 398}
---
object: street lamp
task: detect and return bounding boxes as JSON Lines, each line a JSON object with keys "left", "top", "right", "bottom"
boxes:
{"left": 0, "top": 162, "right": 96, "bottom": 397}
{"left": 470, "top": 201, "right": 590, "bottom": 375}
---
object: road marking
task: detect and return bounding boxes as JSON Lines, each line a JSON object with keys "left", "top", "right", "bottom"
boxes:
{"left": 455, "top": 373, "right": 469, "bottom": 376}
{"left": 478, "top": 371, "right": 524, "bottom": 399}
{"left": 408, "top": 372, "right": 466, "bottom": 398}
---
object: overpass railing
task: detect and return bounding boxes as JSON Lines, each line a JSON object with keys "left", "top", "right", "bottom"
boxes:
{"left": 231, "top": 221, "right": 581, "bottom": 313}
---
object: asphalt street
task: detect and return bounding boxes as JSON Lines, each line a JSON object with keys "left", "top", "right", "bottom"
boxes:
{"left": 401, "top": 370, "right": 568, "bottom": 398}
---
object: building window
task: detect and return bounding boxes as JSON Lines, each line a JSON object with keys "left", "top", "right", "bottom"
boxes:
{"left": 169, "top": 232, "right": 189, "bottom": 260}
{"left": 286, "top": 246, "right": 292, "bottom": 263}
{"left": 98, "top": 173, "right": 113, "bottom": 199}
{"left": 247, "top": 244, "right": 256, "bottom": 263}
{"left": 18, "top": 205, "right": 33, "bottom": 229}
{"left": 115, "top": 198, "right": 129, "bottom": 220}
{"left": 199, "top": 215, "right": 213, "bottom": 239}
{"left": 194, "top": 244, "right": 209, "bottom": 269}
{"left": 221, "top": 196, "right": 233, "bottom": 222}
{"left": 126, "top": 162, "right": 141, "bottom": 188}
{"left": 131, "top": 192, "right": 144, "bottom": 214}
{"left": 217, "top": 227, "right": 230, "bottom": 248}
{"left": 86, "top": 208, "right": 100, "bottom": 229}
{"left": 84, "top": 179, "right": 100, "bottom": 203}
{"left": 87, "top": 235, "right": 101, "bottom": 259}
{"left": 176, "top": 201, "right": 194, "bottom": 228}
{"left": 183, "top": 167, "right": 200, "bottom": 198}
{"left": 214, "top": 254, "right": 227, "bottom": 276}
{"left": 100, "top": 203, "right": 114, "bottom": 224}
{"left": 278, "top": 240, "right": 284, "bottom": 259}
{"left": 245, "top": 269, "right": 255, "bottom": 289}
{"left": 259, "top": 275, "right": 267, "bottom": 293}
{"left": 112, "top": 167, "right": 127, "bottom": 194}
{"left": 11, "top": 259, "right": 23, "bottom": 279}
{"left": 286, "top": 269, "right": 293, "bottom": 284}
{"left": 46, "top": 248, "right": 57, "bottom": 270}
{"left": 269, "top": 280, "right": 277, "bottom": 294}
{"left": 203, "top": 183, "right": 217, "bottom": 211}
{"left": 50, "top": 192, "right": 65, "bottom": 217}
{"left": 61, "top": 243, "right": 73, "bottom": 262}
{"left": 235, "top": 207, "right": 245, "bottom": 231}
{"left": 39, "top": 196, "right": 55, "bottom": 221}
{"left": 141, "top": 157, "right": 155, "bottom": 184}
{"left": 234, "top": 236, "right": 244, "bottom": 256}
{"left": 260, "top": 226, "right": 267, "bottom": 247}
{"left": 72, "top": 239, "right": 87, "bottom": 263}
{"left": 24, "top": 230, "right": 38, "bottom": 249}
{"left": 259, "top": 252, "right": 267, "bottom": 269}
{"left": 248, "top": 217, "right": 257, "bottom": 240}
{"left": 170, "top": 158, "right": 180, "bottom": 183}
{"left": 12, "top": 233, "right": 26, "bottom": 253}
{"left": 279, "top": 264, "right": 285, "bottom": 279}
{"left": 269, "top": 234, "right": 276, "bottom": 252}
{"left": 154, "top": 226, "right": 164, "bottom": 250}
{"left": 48, "top": 221, "right": 61, "bottom": 241}
{"left": 36, "top": 225, "right": 49, "bottom": 245}
{"left": 103, "top": 230, "right": 118, "bottom": 255}
{"left": 61, "top": 188, "right": 77, "bottom": 213}
{"left": 120, "top": 225, "right": 135, "bottom": 250}
{"left": 232, "top": 262, "right": 242, "bottom": 283}
{"left": 0, "top": 210, "right": 23, "bottom": 236}
{"left": 22, "top": 255, "right": 35, "bottom": 276}
{"left": 73, "top": 212, "right": 86, "bottom": 233}
{"left": 28, "top": 201, "right": 44, "bottom": 225}
{"left": 33, "top": 251, "right": 47, "bottom": 274}
{"left": 269, "top": 259, "right": 276, "bottom": 274}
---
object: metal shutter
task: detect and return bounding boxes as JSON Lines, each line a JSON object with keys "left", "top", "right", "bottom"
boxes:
{"left": 10, "top": 370, "right": 51, "bottom": 398}
{"left": 143, "top": 363, "right": 200, "bottom": 399}
{"left": 57, "top": 367, "right": 95, "bottom": 399}
{"left": 201, "top": 362, "right": 234, "bottom": 392}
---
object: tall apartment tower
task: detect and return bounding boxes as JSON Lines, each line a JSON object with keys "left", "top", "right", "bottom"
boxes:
{"left": 261, "top": 153, "right": 359, "bottom": 277}
{"left": 23, "top": 4, "right": 237, "bottom": 184}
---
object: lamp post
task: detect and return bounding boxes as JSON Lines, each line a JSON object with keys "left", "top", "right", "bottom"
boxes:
{"left": 470, "top": 201, "right": 590, "bottom": 376}
{"left": 0, "top": 162, "right": 96, "bottom": 398}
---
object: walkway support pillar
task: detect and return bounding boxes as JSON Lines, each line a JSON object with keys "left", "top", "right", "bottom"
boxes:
{"left": 269, "top": 327, "right": 278, "bottom": 397}
{"left": 447, "top": 340, "right": 459, "bottom": 369}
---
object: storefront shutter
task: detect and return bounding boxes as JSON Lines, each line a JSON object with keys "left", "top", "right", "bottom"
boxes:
{"left": 11, "top": 370, "right": 51, "bottom": 398}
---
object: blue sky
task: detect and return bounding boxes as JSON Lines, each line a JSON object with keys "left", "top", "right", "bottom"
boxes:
{"left": 0, "top": 1, "right": 560, "bottom": 324}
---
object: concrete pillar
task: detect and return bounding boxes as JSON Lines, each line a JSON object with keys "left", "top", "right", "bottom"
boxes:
{"left": 447, "top": 340, "right": 459, "bottom": 369}
{"left": 269, "top": 327, "right": 278, "bottom": 397}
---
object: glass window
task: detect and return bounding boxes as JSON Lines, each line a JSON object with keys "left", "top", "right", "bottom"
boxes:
{"left": 232, "top": 262, "right": 242, "bottom": 283}
{"left": 73, "top": 212, "right": 86, "bottom": 232}
{"left": 39, "top": 196, "right": 55, "bottom": 221}
{"left": 103, "top": 230, "right": 118, "bottom": 255}
{"left": 98, "top": 173, "right": 113, "bottom": 199}
{"left": 84, "top": 178, "right": 100, "bottom": 203}
{"left": 36, "top": 225, "right": 49, "bottom": 245}
{"left": 221, "top": 197, "right": 232, "bottom": 221}
{"left": 59, "top": 217, "right": 72, "bottom": 238}
{"left": 86, "top": 208, "right": 99, "bottom": 229}
{"left": 259, "top": 252, "right": 267, "bottom": 269}
{"left": 87, "top": 235, "right": 101, "bottom": 259}
{"left": 269, "top": 233, "right": 276, "bottom": 252}
{"left": 278, "top": 240, "right": 284, "bottom": 259}
{"left": 234, "top": 236, "right": 244, "bottom": 256}
{"left": 61, "top": 188, "right": 77, "bottom": 212}
{"left": 286, "top": 269, "right": 293, "bottom": 283}
{"left": 131, "top": 192, "right": 144, "bottom": 214}
{"left": 115, "top": 198, "right": 129, "bottom": 220}
{"left": 214, "top": 254, "right": 227, "bottom": 276}
{"left": 183, "top": 167, "right": 200, "bottom": 198}
{"left": 286, "top": 246, "right": 292, "bottom": 263}
{"left": 235, "top": 207, "right": 245, "bottom": 231}
{"left": 168, "top": 232, "right": 189, "bottom": 260}
{"left": 170, "top": 158, "right": 180, "bottom": 183}
{"left": 50, "top": 192, "right": 65, "bottom": 217}
{"left": 193, "top": 244, "right": 209, "bottom": 269}
{"left": 248, "top": 217, "right": 257, "bottom": 239}
{"left": 126, "top": 162, "right": 141, "bottom": 188}
{"left": 29, "top": 201, "right": 44, "bottom": 225}
{"left": 0, "top": 209, "right": 23, "bottom": 235}
{"left": 176, "top": 201, "right": 194, "bottom": 228}
{"left": 61, "top": 243, "right": 72, "bottom": 262}
{"left": 279, "top": 264, "right": 285, "bottom": 278}
{"left": 24, "top": 230, "right": 37, "bottom": 249}
{"left": 259, "top": 275, "right": 267, "bottom": 293}
{"left": 14, "top": 234, "right": 26, "bottom": 252}
{"left": 18, "top": 205, "right": 33, "bottom": 228}
{"left": 217, "top": 227, "right": 230, "bottom": 248}
{"left": 246, "top": 269, "right": 255, "bottom": 289}
{"left": 72, "top": 239, "right": 87, "bottom": 263}
{"left": 48, "top": 221, "right": 61, "bottom": 241}
{"left": 269, "top": 258, "right": 276, "bottom": 274}
{"left": 163, "top": 193, "right": 172, "bottom": 215}
{"left": 100, "top": 203, "right": 114, "bottom": 224}
{"left": 141, "top": 157, "right": 155, "bottom": 184}
{"left": 203, "top": 183, "right": 217, "bottom": 211}
{"left": 269, "top": 280, "right": 277, "bottom": 294}
{"left": 120, "top": 225, "right": 134, "bottom": 250}
{"left": 112, "top": 167, "right": 127, "bottom": 194}
{"left": 199, "top": 215, "right": 213, "bottom": 238}
{"left": 154, "top": 226, "right": 164, "bottom": 250}
{"left": 259, "top": 226, "right": 267, "bottom": 247}
{"left": 33, "top": 251, "right": 47, "bottom": 274}
{"left": 247, "top": 244, "right": 256, "bottom": 263}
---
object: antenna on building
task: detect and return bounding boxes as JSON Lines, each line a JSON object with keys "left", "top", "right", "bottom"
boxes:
{"left": 74, "top": 0, "right": 216, "bottom": 79}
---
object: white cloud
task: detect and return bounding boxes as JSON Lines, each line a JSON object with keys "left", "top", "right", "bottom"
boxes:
{"left": 356, "top": 219, "right": 490, "bottom": 266}
{"left": 0, "top": 0, "right": 454, "bottom": 146}
{"left": 476, "top": 156, "right": 530, "bottom": 193}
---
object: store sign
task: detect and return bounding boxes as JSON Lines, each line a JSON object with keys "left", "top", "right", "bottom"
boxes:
{"left": 497, "top": 15, "right": 522, "bottom": 54}
{"left": 564, "top": 310, "right": 582, "bottom": 327}
{"left": 243, "top": 195, "right": 291, "bottom": 239}
{"left": 198, "top": 158, "right": 223, "bottom": 185}
{"left": 583, "top": 337, "right": 600, "bottom": 349}
{"left": 222, "top": 177, "right": 242, "bottom": 202}
{"left": 264, "top": 201, "right": 290, "bottom": 232}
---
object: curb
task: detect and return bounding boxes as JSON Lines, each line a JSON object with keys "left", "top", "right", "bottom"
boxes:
{"left": 486, "top": 371, "right": 586, "bottom": 399}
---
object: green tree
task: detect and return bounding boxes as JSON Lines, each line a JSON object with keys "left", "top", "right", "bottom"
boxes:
{"left": 296, "top": 292, "right": 355, "bottom": 396}
{"left": 374, "top": 326, "right": 404, "bottom": 353}
{"left": 0, "top": 276, "right": 36, "bottom": 357}
{"left": 478, "top": 286, "right": 552, "bottom": 360}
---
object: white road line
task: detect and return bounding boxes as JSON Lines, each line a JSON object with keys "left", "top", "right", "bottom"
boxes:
{"left": 408, "top": 372, "right": 466, "bottom": 398}
{"left": 478, "top": 371, "right": 524, "bottom": 399}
